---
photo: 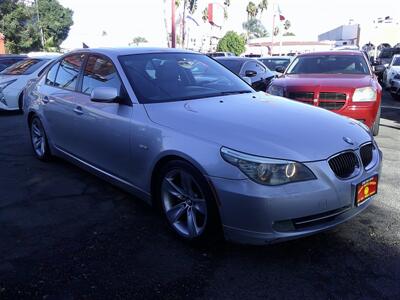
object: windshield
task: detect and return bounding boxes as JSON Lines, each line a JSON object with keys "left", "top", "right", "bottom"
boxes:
{"left": 392, "top": 57, "right": 400, "bottom": 66}
{"left": 379, "top": 50, "right": 393, "bottom": 59}
{"left": 0, "top": 58, "right": 48, "bottom": 75}
{"left": 259, "top": 58, "right": 290, "bottom": 71}
{"left": 119, "top": 53, "right": 253, "bottom": 103}
{"left": 286, "top": 55, "right": 370, "bottom": 75}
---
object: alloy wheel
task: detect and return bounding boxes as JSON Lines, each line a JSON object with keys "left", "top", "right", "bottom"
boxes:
{"left": 31, "top": 118, "right": 46, "bottom": 157}
{"left": 161, "top": 169, "right": 208, "bottom": 239}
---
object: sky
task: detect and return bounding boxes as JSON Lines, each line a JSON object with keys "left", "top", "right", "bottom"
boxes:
{"left": 59, "top": 0, "right": 400, "bottom": 50}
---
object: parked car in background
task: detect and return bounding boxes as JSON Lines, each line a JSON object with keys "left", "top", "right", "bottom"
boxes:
{"left": 383, "top": 54, "right": 400, "bottom": 89}
{"left": 25, "top": 48, "right": 382, "bottom": 245}
{"left": 268, "top": 51, "right": 382, "bottom": 135}
{"left": 390, "top": 78, "right": 400, "bottom": 100}
{"left": 258, "top": 56, "right": 293, "bottom": 75}
{"left": 215, "top": 57, "right": 275, "bottom": 91}
{"left": 0, "top": 54, "right": 59, "bottom": 112}
{"left": 372, "top": 47, "right": 400, "bottom": 81}
{"left": 0, "top": 54, "right": 27, "bottom": 72}
{"left": 207, "top": 52, "right": 235, "bottom": 57}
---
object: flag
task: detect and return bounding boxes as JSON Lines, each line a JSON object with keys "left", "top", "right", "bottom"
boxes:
{"left": 276, "top": 4, "right": 285, "bottom": 21}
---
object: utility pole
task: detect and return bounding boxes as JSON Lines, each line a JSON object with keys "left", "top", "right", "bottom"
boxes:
{"left": 171, "top": 0, "right": 176, "bottom": 48}
{"left": 35, "top": 0, "right": 45, "bottom": 49}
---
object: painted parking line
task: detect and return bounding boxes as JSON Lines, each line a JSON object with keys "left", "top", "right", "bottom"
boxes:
{"left": 382, "top": 106, "right": 400, "bottom": 110}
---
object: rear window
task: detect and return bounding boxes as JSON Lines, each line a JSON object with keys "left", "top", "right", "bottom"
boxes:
{"left": 217, "top": 59, "right": 244, "bottom": 74}
{"left": 0, "top": 59, "right": 48, "bottom": 75}
{"left": 259, "top": 58, "right": 290, "bottom": 70}
{"left": 379, "top": 49, "right": 394, "bottom": 59}
{"left": 392, "top": 57, "right": 400, "bottom": 66}
{"left": 286, "top": 55, "right": 370, "bottom": 75}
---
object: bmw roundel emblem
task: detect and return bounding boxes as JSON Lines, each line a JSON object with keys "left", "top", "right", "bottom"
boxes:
{"left": 343, "top": 137, "right": 354, "bottom": 145}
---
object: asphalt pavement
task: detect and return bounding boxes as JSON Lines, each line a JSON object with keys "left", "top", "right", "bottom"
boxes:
{"left": 0, "top": 92, "right": 399, "bottom": 299}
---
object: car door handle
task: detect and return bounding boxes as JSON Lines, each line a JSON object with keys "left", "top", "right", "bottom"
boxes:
{"left": 42, "top": 96, "right": 49, "bottom": 104}
{"left": 73, "top": 106, "right": 84, "bottom": 115}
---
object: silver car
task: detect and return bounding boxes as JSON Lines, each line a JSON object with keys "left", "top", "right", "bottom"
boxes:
{"left": 25, "top": 48, "right": 382, "bottom": 245}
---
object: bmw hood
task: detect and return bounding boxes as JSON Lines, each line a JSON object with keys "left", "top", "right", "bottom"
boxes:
{"left": 144, "top": 92, "right": 372, "bottom": 162}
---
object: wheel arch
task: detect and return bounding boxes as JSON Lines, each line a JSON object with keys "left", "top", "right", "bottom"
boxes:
{"left": 149, "top": 152, "right": 220, "bottom": 208}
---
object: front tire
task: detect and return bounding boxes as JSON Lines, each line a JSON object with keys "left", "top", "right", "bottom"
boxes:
{"left": 29, "top": 116, "right": 51, "bottom": 161}
{"left": 372, "top": 106, "right": 381, "bottom": 136}
{"left": 156, "top": 160, "right": 220, "bottom": 243}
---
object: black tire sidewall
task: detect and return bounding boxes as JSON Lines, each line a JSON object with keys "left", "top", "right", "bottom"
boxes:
{"left": 372, "top": 106, "right": 381, "bottom": 136}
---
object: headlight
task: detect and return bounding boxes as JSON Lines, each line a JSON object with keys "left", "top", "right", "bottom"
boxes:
{"left": 394, "top": 74, "right": 400, "bottom": 80}
{"left": 267, "top": 85, "right": 284, "bottom": 96}
{"left": 0, "top": 79, "right": 17, "bottom": 90}
{"left": 221, "top": 147, "right": 316, "bottom": 186}
{"left": 352, "top": 87, "right": 377, "bottom": 102}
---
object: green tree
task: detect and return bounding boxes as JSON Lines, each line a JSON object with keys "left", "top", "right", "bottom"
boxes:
{"left": 283, "top": 19, "right": 291, "bottom": 31}
{"left": 217, "top": 31, "right": 246, "bottom": 56}
{"left": 242, "top": 19, "right": 269, "bottom": 39}
{"left": 37, "top": 0, "right": 73, "bottom": 50}
{"left": 130, "top": 36, "right": 148, "bottom": 46}
{"left": 0, "top": 0, "right": 73, "bottom": 53}
{"left": 1, "top": 3, "right": 41, "bottom": 53}
{"left": 283, "top": 32, "right": 295, "bottom": 36}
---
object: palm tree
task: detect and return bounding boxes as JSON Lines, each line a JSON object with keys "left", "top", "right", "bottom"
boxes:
{"left": 258, "top": 0, "right": 268, "bottom": 15}
{"left": 246, "top": 1, "right": 258, "bottom": 20}
{"left": 202, "top": 7, "right": 208, "bottom": 23}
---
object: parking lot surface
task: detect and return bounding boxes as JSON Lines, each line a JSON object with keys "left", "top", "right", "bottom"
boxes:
{"left": 0, "top": 92, "right": 399, "bottom": 299}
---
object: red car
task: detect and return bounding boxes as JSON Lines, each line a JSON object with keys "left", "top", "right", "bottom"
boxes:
{"left": 268, "top": 51, "right": 382, "bottom": 135}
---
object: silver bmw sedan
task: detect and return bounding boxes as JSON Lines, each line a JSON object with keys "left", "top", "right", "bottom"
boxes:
{"left": 25, "top": 48, "right": 382, "bottom": 245}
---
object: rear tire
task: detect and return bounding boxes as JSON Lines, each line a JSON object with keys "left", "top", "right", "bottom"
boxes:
{"left": 29, "top": 116, "right": 52, "bottom": 161}
{"left": 156, "top": 160, "right": 221, "bottom": 243}
{"left": 372, "top": 106, "right": 381, "bottom": 136}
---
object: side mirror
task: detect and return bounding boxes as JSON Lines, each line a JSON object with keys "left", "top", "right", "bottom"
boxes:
{"left": 245, "top": 70, "right": 257, "bottom": 77}
{"left": 242, "top": 76, "right": 252, "bottom": 85}
{"left": 275, "top": 66, "right": 286, "bottom": 73}
{"left": 90, "top": 87, "right": 119, "bottom": 103}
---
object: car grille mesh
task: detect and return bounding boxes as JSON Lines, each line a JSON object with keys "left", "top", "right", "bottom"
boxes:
{"left": 319, "top": 92, "right": 346, "bottom": 101}
{"left": 360, "top": 143, "right": 374, "bottom": 167}
{"left": 288, "top": 91, "right": 314, "bottom": 104}
{"left": 319, "top": 101, "right": 345, "bottom": 110}
{"left": 328, "top": 152, "right": 359, "bottom": 179}
{"left": 319, "top": 92, "right": 346, "bottom": 111}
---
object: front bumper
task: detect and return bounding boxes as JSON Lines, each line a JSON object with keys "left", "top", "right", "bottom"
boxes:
{"left": 210, "top": 147, "right": 382, "bottom": 245}
{"left": 390, "top": 79, "right": 400, "bottom": 96}
{"left": 336, "top": 102, "right": 379, "bottom": 128}
{"left": 0, "top": 90, "right": 19, "bottom": 111}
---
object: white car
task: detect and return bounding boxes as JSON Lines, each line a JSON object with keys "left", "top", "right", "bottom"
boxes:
{"left": 383, "top": 54, "right": 400, "bottom": 89}
{"left": 0, "top": 54, "right": 59, "bottom": 112}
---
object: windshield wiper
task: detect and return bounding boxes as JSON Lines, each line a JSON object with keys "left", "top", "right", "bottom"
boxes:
{"left": 220, "top": 90, "right": 252, "bottom": 95}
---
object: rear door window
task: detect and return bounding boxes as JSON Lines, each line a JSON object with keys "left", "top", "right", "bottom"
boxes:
{"left": 81, "top": 55, "right": 121, "bottom": 95}
{"left": 54, "top": 54, "right": 85, "bottom": 91}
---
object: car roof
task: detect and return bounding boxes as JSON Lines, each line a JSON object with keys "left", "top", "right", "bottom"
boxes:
{"left": 0, "top": 54, "right": 27, "bottom": 58}
{"left": 297, "top": 50, "right": 364, "bottom": 57}
{"left": 259, "top": 56, "right": 292, "bottom": 59}
{"left": 214, "top": 57, "right": 253, "bottom": 62}
{"left": 69, "top": 47, "right": 199, "bottom": 57}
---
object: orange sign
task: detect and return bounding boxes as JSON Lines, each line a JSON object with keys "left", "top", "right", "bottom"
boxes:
{"left": 356, "top": 176, "right": 378, "bottom": 205}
